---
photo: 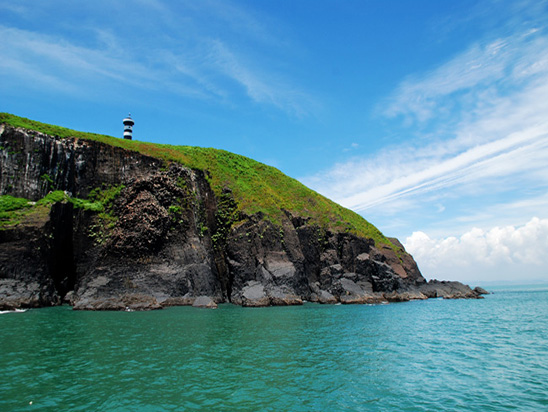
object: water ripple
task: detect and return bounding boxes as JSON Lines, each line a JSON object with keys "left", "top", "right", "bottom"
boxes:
{"left": 1, "top": 287, "right": 548, "bottom": 411}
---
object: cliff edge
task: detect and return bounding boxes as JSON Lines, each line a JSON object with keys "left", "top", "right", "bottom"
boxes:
{"left": 0, "top": 114, "right": 483, "bottom": 310}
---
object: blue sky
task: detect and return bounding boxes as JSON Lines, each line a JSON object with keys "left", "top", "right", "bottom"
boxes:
{"left": 1, "top": 0, "right": 547, "bottom": 284}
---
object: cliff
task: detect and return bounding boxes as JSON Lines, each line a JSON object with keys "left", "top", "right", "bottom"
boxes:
{"left": 0, "top": 114, "right": 483, "bottom": 310}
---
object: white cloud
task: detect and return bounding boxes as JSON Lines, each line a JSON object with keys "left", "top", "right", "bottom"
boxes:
{"left": 302, "top": 27, "right": 548, "bottom": 222}
{"left": 299, "top": 17, "right": 548, "bottom": 286}
{"left": 205, "top": 39, "right": 313, "bottom": 116}
{"left": 383, "top": 38, "right": 513, "bottom": 123}
{"left": 342, "top": 142, "right": 360, "bottom": 152}
{"left": 338, "top": 125, "right": 548, "bottom": 212}
{"left": 0, "top": 1, "right": 314, "bottom": 115}
{"left": 0, "top": 25, "right": 173, "bottom": 97}
{"left": 404, "top": 218, "right": 548, "bottom": 283}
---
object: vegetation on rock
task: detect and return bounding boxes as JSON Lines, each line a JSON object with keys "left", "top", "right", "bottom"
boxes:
{"left": 0, "top": 112, "right": 392, "bottom": 249}
{"left": 0, "top": 195, "right": 34, "bottom": 227}
{"left": 0, "top": 185, "right": 123, "bottom": 230}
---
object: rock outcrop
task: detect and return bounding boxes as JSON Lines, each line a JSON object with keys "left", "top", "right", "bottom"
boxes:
{"left": 0, "top": 123, "right": 483, "bottom": 310}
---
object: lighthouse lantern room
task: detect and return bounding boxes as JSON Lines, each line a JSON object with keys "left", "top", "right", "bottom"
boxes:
{"left": 123, "top": 113, "right": 134, "bottom": 140}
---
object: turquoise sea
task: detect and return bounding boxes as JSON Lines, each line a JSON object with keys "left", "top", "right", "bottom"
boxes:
{"left": 1, "top": 285, "right": 547, "bottom": 411}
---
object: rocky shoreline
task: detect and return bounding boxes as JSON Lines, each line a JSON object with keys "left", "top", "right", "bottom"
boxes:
{"left": 0, "top": 282, "right": 489, "bottom": 311}
{"left": 0, "top": 124, "right": 486, "bottom": 311}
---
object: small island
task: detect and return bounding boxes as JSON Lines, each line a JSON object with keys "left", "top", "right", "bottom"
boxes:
{"left": 0, "top": 113, "right": 485, "bottom": 310}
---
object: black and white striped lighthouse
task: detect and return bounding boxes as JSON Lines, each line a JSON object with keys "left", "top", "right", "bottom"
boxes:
{"left": 123, "top": 113, "right": 134, "bottom": 140}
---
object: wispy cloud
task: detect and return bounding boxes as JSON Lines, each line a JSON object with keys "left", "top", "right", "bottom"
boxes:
{"left": 0, "top": 1, "right": 314, "bottom": 115}
{"left": 341, "top": 123, "right": 548, "bottom": 212}
{"left": 0, "top": 25, "right": 187, "bottom": 97}
{"left": 383, "top": 37, "right": 512, "bottom": 123}
{"left": 302, "top": 26, "right": 548, "bottom": 227}
{"left": 204, "top": 39, "right": 314, "bottom": 116}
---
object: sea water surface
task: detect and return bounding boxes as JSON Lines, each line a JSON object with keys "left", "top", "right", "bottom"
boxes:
{"left": 1, "top": 285, "right": 548, "bottom": 411}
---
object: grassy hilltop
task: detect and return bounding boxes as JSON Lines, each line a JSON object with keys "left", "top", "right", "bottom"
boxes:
{"left": 0, "top": 112, "right": 392, "bottom": 248}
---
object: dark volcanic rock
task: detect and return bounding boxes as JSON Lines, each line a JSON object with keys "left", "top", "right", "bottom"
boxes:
{"left": 0, "top": 123, "right": 480, "bottom": 310}
{"left": 73, "top": 293, "right": 162, "bottom": 311}
{"left": 192, "top": 296, "right": 218, "bottom": 309}
{"left": 0, "top": 124, "right": 161, "bottom": 201}
{"left": 384, "top": 290, "right": 427, "bottom": 302}
{"left": 419, "top": 280, "right": 483, "bottom": 299}
{"left": 239, "top": 281, "right": 271, "bottom": 307}
{"left": 0, "top": 201, "right": 68, "bottom": 309}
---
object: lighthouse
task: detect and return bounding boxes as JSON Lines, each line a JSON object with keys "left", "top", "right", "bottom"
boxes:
{"left": 123, "top": 113, "right": 134, "bottom": 140}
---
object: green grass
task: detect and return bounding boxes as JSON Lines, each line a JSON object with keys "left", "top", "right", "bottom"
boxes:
{"left": 0, "top": 195, "right": 32, "bottom": 213}
{"left": 0, "top": 195, "right": 34, "bottom": 227}
{"left": 0, "top": 186, "right": 123, "bottom": 230}
{"left": 0, "top": 194, "right": 56, "bottom": 228}
{"left": 0, "top": 112, "right": 393, "bottom": 248}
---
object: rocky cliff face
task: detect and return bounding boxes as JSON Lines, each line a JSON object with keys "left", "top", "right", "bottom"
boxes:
{"left": 0, "top": 124, "right": 483, "bottom": 310}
